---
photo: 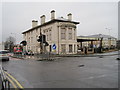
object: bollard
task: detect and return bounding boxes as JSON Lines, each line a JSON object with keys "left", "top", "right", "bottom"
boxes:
{"left": 8, "top": 80, "right": 10, "bottom": 90}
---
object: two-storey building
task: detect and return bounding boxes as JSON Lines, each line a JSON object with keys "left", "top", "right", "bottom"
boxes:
{"left": 22, "top": 10, "right": 79, "bottom": 54}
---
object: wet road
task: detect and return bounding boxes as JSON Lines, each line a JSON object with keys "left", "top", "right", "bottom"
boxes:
{"left": 1, "top": 53, "right": 119, "bottom": 88}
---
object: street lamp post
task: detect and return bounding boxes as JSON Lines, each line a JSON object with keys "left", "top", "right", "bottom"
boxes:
{"left": 99, "top": 37, "right": 103, "bottom": 53}
{"left": 98, "top": 34, "right": 103, "bottom": 53}
{"left": 11, "top": 33, "right": 16, "bottom": 45}
{"left": 105, "top": 28, "right": 112, "bottom": 49}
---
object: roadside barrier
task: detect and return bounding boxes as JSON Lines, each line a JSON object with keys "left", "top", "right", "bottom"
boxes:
{"left": 1, "top": 67, "right": 10, "bottom": 90}
{"left": 0, "top": 67, "right": 24, "bottom": 90}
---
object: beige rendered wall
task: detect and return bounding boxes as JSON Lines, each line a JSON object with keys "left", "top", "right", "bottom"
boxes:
{"left": 23, "top": 21, "right": 78, "bottom": 54}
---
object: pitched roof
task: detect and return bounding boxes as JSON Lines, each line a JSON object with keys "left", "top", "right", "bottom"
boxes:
{"left": 78, "top": 34, "right": 117, "bottom": 39}
{"left": 22, "top": 17, "right": 79, "bottom": 34}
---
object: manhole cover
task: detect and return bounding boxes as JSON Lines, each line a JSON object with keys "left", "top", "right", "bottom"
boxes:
{"left": 78, "top": 65, "right": 85, "bottom": 67}
{"left": 116, "top": 58, "right": 120, "bottom": 60}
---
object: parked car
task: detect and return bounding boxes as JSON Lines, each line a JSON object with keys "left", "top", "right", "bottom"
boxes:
{"left": 0, "top": 50, "right": 10, "bottom": 61}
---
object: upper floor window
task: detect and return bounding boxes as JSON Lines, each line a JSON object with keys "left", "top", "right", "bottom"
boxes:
{"left": 68, "top": 28, "right": 72, "bottom": 40}
{"left": 31, "top": 37, "right": 33, "bottom": 43}
{"left": 49, "top": 30, "right": 52, "bottom": 41}
{"left": 61, "top": 28, "right": 66, "bottom": 40}
{"left": 74, "top": 29, "right": 76, "bottom": 40}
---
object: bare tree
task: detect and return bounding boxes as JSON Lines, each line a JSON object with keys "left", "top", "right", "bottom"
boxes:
{"left": 4, "top": 36, "right": 15, "bottom": 52}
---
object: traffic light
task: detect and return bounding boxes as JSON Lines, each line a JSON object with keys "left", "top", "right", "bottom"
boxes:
{"left": 42, "top": 35, "right": 46, "bottom": 43}
{"left": 37, "top": 36, "right": 42, "bottom": 42}
{"left": 45, "top": 42, "right": 49, "bottom": 46}
{"left": 20, "top": 41, "right": 27, "bottom": 46}
{"left": 37, "top": 34, "right": 46, "bottom": 43}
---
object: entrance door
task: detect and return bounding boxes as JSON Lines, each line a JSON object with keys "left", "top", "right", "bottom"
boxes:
{"left": 49, "top": 45, "right": 52, "bottom": 52}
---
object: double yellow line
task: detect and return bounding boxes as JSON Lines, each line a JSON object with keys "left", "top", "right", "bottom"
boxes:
{"left": 4, "top": 71, "right": 24, "bottom": 89}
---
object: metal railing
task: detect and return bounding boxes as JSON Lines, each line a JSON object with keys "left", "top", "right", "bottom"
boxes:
{"left": 0, "top": 66, "right": 24, "bottom": 90}
{"left": 1, "top": 67, "right": 10, "bottom": 90}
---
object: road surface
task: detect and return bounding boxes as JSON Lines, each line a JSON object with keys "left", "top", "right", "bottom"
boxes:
{"left": 1, "top": 52, "right": 119, "bottom": 88}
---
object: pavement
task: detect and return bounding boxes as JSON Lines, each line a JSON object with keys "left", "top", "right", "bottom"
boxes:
{"left": 11, "top": 51, "right": 119, "bottom": 60}
{"left": 1, "top": 52, "right": 119, "bottom": 88}
{"left": 57, "top": 51, "right": 119, "bottom": 57}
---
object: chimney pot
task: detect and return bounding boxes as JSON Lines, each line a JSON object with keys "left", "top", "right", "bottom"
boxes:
{"left": 51, "top": 10, "right": 55, "bottom": 20}
{"left": 67, "top": 13, "right": 72, "bottom": 21}
{"left": 32, "top": 20, "right": 38, "bottom": 28}
{"left": 51, "top": 10, "right": 55, "bottom": 13}
{"left": 40, "top": 15, "right": 45, "bottom": 24}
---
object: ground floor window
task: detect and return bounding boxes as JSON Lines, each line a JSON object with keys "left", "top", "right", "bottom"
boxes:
{"left": 74, "top": 44, "right": 76, "bottom": 52}
{"left": 69, "top": 44, "right": 72, "bottom": 53}
{"left": 61, "top": 44, "right": 66, "bottom": 53}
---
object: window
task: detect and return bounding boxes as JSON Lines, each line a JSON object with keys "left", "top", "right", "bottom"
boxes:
{"left": 74, "top": 44, "right": 76, "bottom": 52}
{"left": 28, "top": 37, "right": 30, "bottom": 44}
{"left": 31, "top": 31, "right": 33, "bottom": 35}
{"left": 49, "top": 30, "right": 52, "bottom": 41}
{"left": 31, "top": 37, "right": 33, "bottom": 43}
{"left": 69, "top": 44, "right": 72, "bottom": 53}
{"left": 43, "top": 30, "right": 45, "bottom": 33}
{"left": 36, "top": 29, "right": 38, "bottom": 33}
{"left": 61, "top": 44, "right": 66, "bottom": 53}
{"left": 61, "top": 28, "right": 66, "bottom": 40}
{"left": 69, "top": 28, "right": 72, "bottom": 40}
{"left": 36, "top": 35, "right": 38, "bottom": 38}
{"left": 74, "top": 29, "right": 76, "bottom": 40}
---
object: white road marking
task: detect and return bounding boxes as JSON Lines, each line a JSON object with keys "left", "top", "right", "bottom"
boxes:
{"left": 88, "top": 76, "right": 94, "bottom": 79}
{"left": 85, "top": 74, "right": 107, "bottom": 80}
{"left": 97, "top": 74, "right": 107, "bottom": 78}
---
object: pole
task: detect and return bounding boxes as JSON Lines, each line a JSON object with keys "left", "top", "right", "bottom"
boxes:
{"left": 42, "top": 35, "right": 44, "bottom": 54}
{"left": 40, "top": 28, "right": 42, "bottom": 54}
{"left": 58, "top": 26, "right": 59, "bottom": 55}
{"left": 100, "top": 37, "right": 103, "bottom": 53}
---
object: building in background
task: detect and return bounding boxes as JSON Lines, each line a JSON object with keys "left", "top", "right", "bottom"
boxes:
{"left": 0, "top": 42, "right": 4, "bottom": 50}
{"left": 77, "top": 34, "right": 117, "bottom": 51}
{"left": 22, "top": 10, "right": 79, "bottom": 54}
{"left": 116, "top": 40, "right": 120, "bottom": 50}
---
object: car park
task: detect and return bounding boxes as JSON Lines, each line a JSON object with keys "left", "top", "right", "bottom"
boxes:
{"left": 0, "top": 50, "right": 10, "bottom": 61}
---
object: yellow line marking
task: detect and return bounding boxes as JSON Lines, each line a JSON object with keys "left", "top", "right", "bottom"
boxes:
{"left": 6, "top": 75, "right": 18, "bottom": 89}
{"left": 4, "top": 71, "right": 24, "bottom": 89}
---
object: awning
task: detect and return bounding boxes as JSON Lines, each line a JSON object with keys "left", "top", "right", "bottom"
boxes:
{"left": 77, "top": 39, "right": 98, "bottom": 42}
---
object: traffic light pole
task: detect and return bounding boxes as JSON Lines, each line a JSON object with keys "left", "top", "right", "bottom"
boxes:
{"left": 40, "top": 29, "right": 42, "bottom": 54}
{"left": 38, "top": 29, "right": 49, "bottom": 60}
{"left": 40, "top": 29, "right": 44, "bottom": 54}
{"left": 99, "top": 37, "right": 103, "bottom": 53}
{"left": 42, "top": 34, "right": 44, "bottom": 54}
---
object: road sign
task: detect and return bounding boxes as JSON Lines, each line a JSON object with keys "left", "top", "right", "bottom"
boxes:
{"left": 52, "top": 44, "right": 56, "bottom": 50}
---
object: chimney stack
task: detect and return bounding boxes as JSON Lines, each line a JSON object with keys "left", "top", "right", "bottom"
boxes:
{"left": 67, "top": 13, "right": 72, "bottom": 21}
{"left": 32, "top": 20, "right": 38, "bottom": 28}
{"left": 40, "top": 15, "right": 46, "bottom": 24}
{"left": 51, "top": 10, "right": 55, "bottom": 20}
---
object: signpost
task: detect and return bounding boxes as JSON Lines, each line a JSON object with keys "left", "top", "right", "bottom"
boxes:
{"left": 52, "top": 44, "right": 56, "bottom": 50}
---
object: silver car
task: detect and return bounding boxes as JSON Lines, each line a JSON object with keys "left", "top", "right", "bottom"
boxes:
{"left": 0, "top": 50, "right": 9, "bottom": 61}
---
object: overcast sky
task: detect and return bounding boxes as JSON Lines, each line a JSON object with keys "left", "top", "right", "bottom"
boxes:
{"left": 1, "top": 1, "right": 118, "bottom": 44}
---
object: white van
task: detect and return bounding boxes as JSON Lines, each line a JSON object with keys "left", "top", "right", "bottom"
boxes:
{"left": 0, "top": 50, "right": 9, "bottom": 61}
